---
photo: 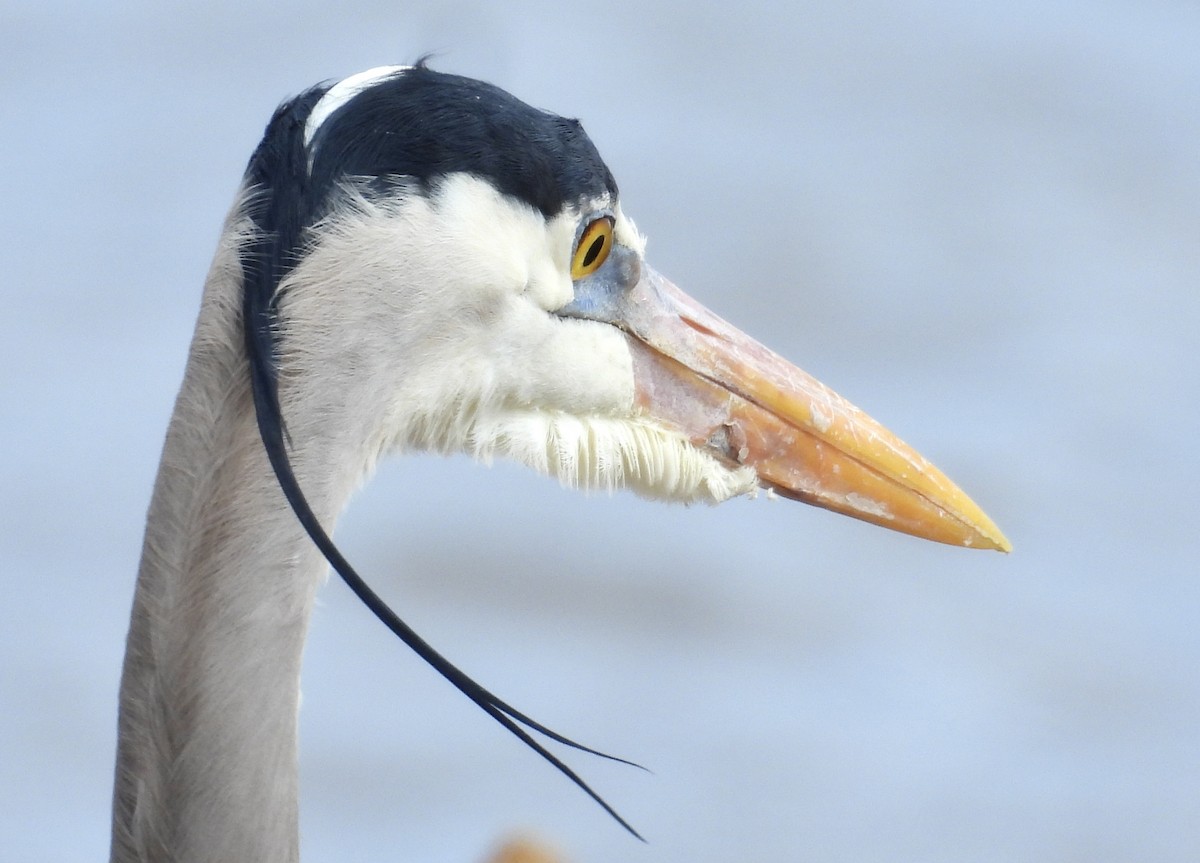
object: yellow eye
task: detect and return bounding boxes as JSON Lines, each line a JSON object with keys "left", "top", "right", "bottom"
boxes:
{"left": 570, "top": 217, "right": 614, "bottom": 279}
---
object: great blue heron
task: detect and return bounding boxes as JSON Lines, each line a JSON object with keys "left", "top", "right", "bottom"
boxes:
{"left": 110, "top": 63, "right": 1009, "bottom": 863}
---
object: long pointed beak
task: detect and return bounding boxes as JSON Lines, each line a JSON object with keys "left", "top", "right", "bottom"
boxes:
{"left": 616, "top": 265, "right": 1010, "bottom": 551}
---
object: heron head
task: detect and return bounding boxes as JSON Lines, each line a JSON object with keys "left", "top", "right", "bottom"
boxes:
{"left": 246, "top": 63, "right": 1009, "bottom": 551}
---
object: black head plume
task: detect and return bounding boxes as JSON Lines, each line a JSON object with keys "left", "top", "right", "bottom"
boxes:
{"left": 237, "top": 66, "right": 642, "bottom": 839}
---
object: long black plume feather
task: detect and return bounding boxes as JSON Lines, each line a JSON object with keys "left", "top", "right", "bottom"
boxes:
{"left": 237, "top": 77, "right": 644, "bottom": 840}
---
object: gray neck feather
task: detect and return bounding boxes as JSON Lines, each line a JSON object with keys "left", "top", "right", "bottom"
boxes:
{"left": 110, "top": 210, "right": 351, "bottom": 863}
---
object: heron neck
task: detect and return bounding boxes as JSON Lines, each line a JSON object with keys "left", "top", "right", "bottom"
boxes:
{"left": 111, "top": 224, "right": 355, "bottom": 863}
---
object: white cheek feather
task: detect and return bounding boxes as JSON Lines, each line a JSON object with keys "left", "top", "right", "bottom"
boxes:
{"left": 278, "top": 174, "right": 758, "bottom": 506}
{"left": 433, "top": 175, "right": 575, "bottom": 310}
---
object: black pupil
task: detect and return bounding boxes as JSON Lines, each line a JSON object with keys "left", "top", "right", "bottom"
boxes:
{"left": 581, "top": 233, "right": 605, "bottom": 268}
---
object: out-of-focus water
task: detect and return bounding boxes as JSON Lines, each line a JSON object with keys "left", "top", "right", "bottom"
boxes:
{"left": 2, "top": 2, "right": 1197, "bottom": 861}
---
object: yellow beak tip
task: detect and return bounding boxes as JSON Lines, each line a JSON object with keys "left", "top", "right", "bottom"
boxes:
{"left": 957, "top": 512, "right": 1012, "bottom": 553}
{"left": 989, "top": 532, "right": 1014, "bottom": 554}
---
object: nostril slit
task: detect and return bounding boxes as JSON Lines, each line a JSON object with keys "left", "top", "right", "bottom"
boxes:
{"left": 682, "top": 315, "right": 723, "bottom": 340}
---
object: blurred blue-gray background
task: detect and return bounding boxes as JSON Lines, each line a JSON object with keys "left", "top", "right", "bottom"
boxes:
{"left": 2, "top": 2, "right": 1197, "bottom": 861}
